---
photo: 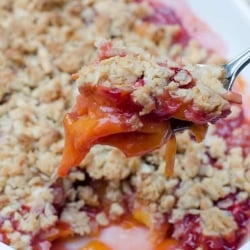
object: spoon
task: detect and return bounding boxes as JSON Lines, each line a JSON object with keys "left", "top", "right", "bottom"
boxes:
{"left": 223, "top": 48, "right": 250, "bottom": 90}
{"left": 171, "top": 48, "right": 250, "bottom": 132}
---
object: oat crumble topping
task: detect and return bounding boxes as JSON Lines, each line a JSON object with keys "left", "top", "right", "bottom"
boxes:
{"left": 0, "top": 0, "right": 249, "bottom": 249}
{"left": 75, "top": 42, "right": 229, "bottom": 116}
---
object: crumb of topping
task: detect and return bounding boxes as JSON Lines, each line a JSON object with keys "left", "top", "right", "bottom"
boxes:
{"left": 83, "top": 145, "right": 140, "bottom": 180}
{"left": 136, "top": 173, "right": 166, "bottom": 202}
{"left": 109, "top": 203, "right": 125, "bottom": 219}
{"left": 96, "top": 212, "right": 110, "bottom": 226}
{"left": 0, "top": 195, "right": 9, "bottom": 209}
{"left": 158, "top": 195, "right": 175, "bottom": 213}
{"left": 105, "top": 181, "right": 123, "bottom": 202}
{"left": 200, "top": 208, "right": 237, "bottom": 236}
{"left": 7, "top": 232, "right": 32, "bottom": 250}
{"left": 77, "top": 186, "right": 99, "bottom": 207}
{"left": 60, "top": 203, "right": 90, "bottom": 235}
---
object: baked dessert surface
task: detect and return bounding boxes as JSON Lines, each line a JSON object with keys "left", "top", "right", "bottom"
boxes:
{"left": 0, "top": 1, "right": 249, "bottom": 249}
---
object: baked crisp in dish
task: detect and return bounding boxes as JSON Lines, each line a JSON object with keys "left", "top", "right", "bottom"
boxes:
{"left": 0, "top": 0, "right": 249, "bottom": 250}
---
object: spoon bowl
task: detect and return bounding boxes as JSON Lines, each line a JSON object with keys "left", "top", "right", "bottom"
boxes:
{"left": 171, "top": 48, "right": 250, "bottom": 133}
{"left": 223, "top": 48, "right": 250, "bottom": 90}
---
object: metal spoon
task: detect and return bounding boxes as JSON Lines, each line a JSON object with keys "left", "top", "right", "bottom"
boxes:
{"left": 171, "top": 48, "right": 250, "bottom": 132}
{"left": 223, "top": 48, "right": 250, "bottom": 90}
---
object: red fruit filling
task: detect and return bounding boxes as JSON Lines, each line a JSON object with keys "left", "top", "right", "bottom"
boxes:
{"left": 215, "top": 107, "right": 250, "bottom": 156}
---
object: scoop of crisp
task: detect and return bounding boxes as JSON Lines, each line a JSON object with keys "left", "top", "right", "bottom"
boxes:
{"left": 58, "top": 40, "right": 241, "bottom": 177}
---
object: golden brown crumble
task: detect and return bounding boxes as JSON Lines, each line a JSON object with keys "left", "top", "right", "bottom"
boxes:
{"left": 0, "top": 0, "right": 248, "bottom": 249}
{"left": 83, "top": 145, "right": 139, "bottom": 181}
{"left": 200, "top": 208, "right": 237, "bottom": 236}
{"left": 76, "top": 42, "right": 229, "bottom": 116}
{"left": 60, "top": 202, "right": 91, "bottom": 235}
{"left": 96, "top": 212, "right": 110, "bottom": 226}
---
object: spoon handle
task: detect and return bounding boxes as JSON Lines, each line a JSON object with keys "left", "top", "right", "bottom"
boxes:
{"left": 224, "top": 48, "right": 250, "bottom": 90}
